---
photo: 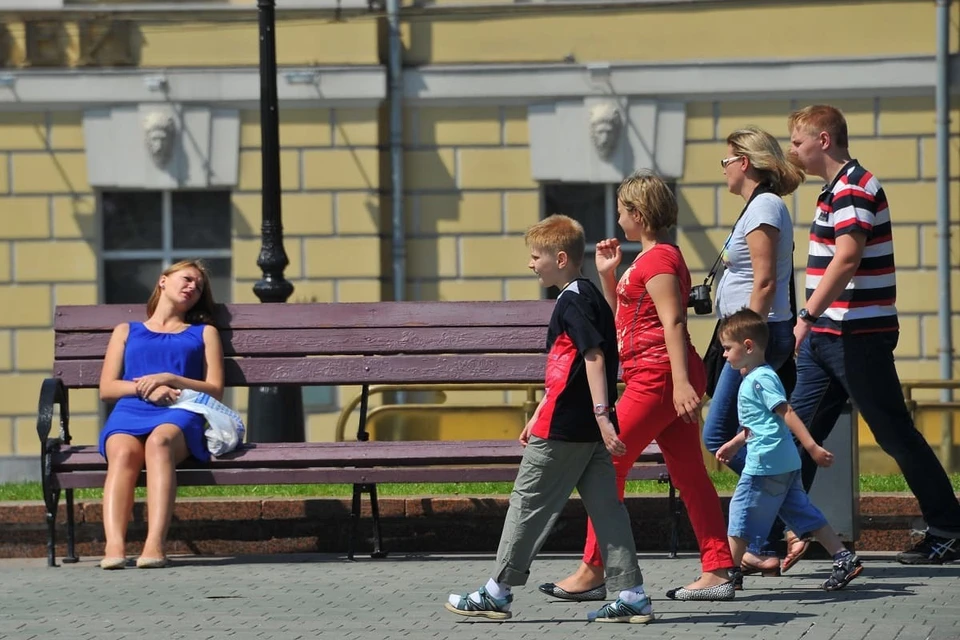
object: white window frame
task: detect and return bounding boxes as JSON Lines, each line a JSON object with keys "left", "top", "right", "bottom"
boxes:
{"left": 99, "top": 189, "right": 233, "bottom": 304}
{"left": 539, "top": 181, "right": 681, "bottom": 299}
{"left": 540, "top": 181, "right": 679, "bottom": 250}
{"left": 97, "top": 188, "right": 235, "bottom": 417}
{"left": 538, "top": 182, "right": 643, "bottom": 275}
{"left": 595, "top": 183, "right": 643, "bottom": 261}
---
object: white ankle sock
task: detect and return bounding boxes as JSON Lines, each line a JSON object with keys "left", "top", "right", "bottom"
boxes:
{"left": 483, "top": 577, "right": 511, "bottom": 600}
{"left": 618, "top": 585, "right": 646, "bottom": 604}
{"left": 447, "top": 578, "right": 512, "bottom": 611}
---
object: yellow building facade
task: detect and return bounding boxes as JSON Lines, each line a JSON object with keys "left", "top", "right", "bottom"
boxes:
{"left": 0, "top": 0, "right": 958, "bottom": 476}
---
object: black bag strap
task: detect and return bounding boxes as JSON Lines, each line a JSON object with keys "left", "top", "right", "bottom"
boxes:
{"left": 789, "top": 247, "right": 798, "bottom": 322}
{"left": 703, "top": 183, "right": 776, "bottom": 289}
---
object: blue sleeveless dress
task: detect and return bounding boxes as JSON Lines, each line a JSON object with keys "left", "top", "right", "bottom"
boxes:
{"left": 98, "top": 322, "right": 211, "bottom": 462}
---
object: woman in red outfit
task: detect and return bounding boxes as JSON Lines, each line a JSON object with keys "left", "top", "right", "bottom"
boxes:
{"left": 540, "top": 170, "right": 736, "bottom": 601}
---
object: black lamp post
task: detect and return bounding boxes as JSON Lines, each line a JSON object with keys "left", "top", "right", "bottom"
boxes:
{"left": 247, "top": 0, "right": 305, "bottom": 442}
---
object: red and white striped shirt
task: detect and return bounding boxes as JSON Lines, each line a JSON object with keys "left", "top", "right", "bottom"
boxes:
{"left": 806, "top": 159, "right": 898, "bottom": 334}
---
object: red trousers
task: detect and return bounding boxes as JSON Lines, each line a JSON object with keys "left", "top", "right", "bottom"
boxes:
{"left": 582, "top": 357, "right": 734, "bottom": 572}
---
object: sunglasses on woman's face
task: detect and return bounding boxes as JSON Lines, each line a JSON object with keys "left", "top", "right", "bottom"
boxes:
{"left": 720, "top": 156, "right": 742, "bottom": 169}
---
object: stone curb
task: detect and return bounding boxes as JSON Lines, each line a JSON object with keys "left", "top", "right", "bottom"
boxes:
{"left": 0, "top": 493, "right": 934, "bottom": 559}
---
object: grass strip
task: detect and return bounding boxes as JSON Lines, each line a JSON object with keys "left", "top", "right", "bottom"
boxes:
{"left": 1, "top": 473, "right": 956, "bottom": 502}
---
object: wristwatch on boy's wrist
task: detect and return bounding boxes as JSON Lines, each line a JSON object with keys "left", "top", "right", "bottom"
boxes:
{"left": 593, "top": 404, "right": 610, "bottom": 416}
{"left": 798, "top": 308, "right": 819, "bottom": 324}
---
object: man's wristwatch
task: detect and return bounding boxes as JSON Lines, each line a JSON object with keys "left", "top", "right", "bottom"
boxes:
{"left": 798, "top": 308, "right": 819, "bottom": 324}
{"left": 593, "top": 404, "right": 610, "bottom": 416}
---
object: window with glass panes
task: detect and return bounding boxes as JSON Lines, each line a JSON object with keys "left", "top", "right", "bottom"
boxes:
{"left": 541, "top": 182, "right": 676, "bottom": 299}
{"left": 99, "top": 190, "right": 233, "bottom": 417}
{"left": 101, "top": 191, "right": 232, "bottom": 305}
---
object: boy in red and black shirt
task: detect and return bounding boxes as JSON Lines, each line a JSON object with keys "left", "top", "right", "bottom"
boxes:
{"left": 531, "top": 268, "right": 620, "bottom": 444}
{"left": 443, "top": 214, "right": 652, "bottom": 624}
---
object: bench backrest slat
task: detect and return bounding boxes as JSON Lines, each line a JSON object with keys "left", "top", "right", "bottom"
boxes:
{"left": 54, "top": 354, "right": 549, "bottom": 387}
{"left": 56, "top": 326, "right": 548, "bottom": 358}
{"left": 52, "top": 301, "right": 559, "bottom": 389}
{"left": 55, "top": 301, "right": 555, "bottom": 331}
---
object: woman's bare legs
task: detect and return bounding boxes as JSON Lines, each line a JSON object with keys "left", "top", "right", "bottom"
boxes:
{"left": 102, "top": 434, "right": 146, "bottom": 558}
{"left": 140, "top": 424, "right": 189, "bottom": 559}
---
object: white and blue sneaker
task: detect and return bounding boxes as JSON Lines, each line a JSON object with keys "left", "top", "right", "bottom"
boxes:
{"left": 897, "top": 533, "right": 959, "bottom": 565}
{"left": 444, "top": 587, "right": 513, "bottom": 620}
{"left": 586, "top": 595, "right": 654, "bottom": 624}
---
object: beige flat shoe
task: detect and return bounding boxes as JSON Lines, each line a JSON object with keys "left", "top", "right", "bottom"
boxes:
{"left": 135, "top": 556, "right": 168, "bottom": 569}
{"left": 99, "top": 556, "right": 127, "bottom": 570}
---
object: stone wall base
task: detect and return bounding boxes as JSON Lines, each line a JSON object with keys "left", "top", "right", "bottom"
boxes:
{"left": 0, "top": 494, "right": 932, "bottom": 559}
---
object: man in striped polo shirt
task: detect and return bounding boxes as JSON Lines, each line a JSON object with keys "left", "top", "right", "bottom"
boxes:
{"left": 787, "top": 104, "right": 960, "bottom": 565}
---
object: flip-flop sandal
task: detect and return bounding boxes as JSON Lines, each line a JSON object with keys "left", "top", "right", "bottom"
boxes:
{"left": 782, "top": 535, "right": 810, "bottom": 573}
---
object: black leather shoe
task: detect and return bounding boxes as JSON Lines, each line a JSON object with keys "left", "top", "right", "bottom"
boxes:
{"left": 537, "top": 582, "right": 607, "bottom": 602}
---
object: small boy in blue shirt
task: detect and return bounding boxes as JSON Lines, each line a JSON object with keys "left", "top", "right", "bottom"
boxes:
{"left": 716, "top": 308, "right": 863, "bottom": 591}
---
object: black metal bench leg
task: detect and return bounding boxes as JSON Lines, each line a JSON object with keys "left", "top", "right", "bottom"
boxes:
{"left": 41, "top": 467, "right": 61, "bottom": 568}
{"left": 45, "top": 508, "right": 57, "bottom": 568}
{"left": 349, "top": 484, "right": 362, "bottom": 561}
{"left": 368, "top": 484, "right": 387, "bottom": 559}
{"left": 668, "top": 481, "right": 679, "bottom": 559}
{"left": 63, "top": 489, "right": 78, "bottom": 564}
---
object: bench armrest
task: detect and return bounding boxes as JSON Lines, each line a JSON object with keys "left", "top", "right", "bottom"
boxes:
{"left": 37, "top": 377, "right": 71, "bottom": 449}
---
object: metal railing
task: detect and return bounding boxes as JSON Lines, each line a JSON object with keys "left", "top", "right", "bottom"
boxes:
{"left": 899, "top": 379, "right": 960, "bottom": 470}
{"left": 333, "top": 379, "right": 960, "bottom": 470}
{"left": 334, "top": 384, "right": 542, "bottom": 442}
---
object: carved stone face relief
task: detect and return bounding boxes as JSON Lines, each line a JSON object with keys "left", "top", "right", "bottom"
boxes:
{"left": 143, "top": 112, "right": 176, "bottom": 167}
{"left": 589, "top": 103, "right": 623, "bottom": 160}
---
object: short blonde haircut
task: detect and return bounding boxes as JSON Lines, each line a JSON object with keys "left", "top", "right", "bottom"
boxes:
{"left": 524, "top": 214, "right": 585, "bottom": 267}
{"left": 788, "top": 104, "right": 849, "bottom": 149}
{"left": 726, "top": 126, "right": 805, "bottom": 196}
{"left": 616, "top": 170, "right": 677, "bottom": 233}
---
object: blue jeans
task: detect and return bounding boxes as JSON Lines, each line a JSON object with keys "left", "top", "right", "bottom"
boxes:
{"left": 727, "top": 470, "right": 829, "bottom": 548}
{"left": 702, "top": 319, "right": 795, "bottom": 555}
{"left": 792, "top": 331, "right": 960, "bottom": 538}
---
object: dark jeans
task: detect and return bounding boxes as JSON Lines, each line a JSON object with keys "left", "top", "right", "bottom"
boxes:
{"left": 791, "top": 330, "right": 960, "bottom": 538}
{"left": 702, "top": 319, "right": 795, "bottom": 556}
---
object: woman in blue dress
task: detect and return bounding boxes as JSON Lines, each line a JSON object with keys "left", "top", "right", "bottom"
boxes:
{"left": 98, "top": 260, "right": 224, "bottom": 570}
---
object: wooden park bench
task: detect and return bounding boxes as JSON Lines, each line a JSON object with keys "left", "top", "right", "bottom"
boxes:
{"left": 37, "top": 301, "right": 677, "bottom": 567}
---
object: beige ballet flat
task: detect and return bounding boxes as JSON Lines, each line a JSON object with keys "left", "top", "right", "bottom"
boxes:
{"left": 99, "top": 556, "right": 127, "bottom": 570}
{"left": 135, "top": 556, "right": 168, "bottom": 569}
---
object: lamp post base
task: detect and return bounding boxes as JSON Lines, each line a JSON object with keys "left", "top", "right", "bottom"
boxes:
{"left": 247, "top": 385, "right": 305, "bottom": 443}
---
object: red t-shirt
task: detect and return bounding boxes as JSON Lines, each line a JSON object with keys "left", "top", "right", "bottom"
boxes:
{"left": 615, "top": 244, "right": 694, "bottom": 371}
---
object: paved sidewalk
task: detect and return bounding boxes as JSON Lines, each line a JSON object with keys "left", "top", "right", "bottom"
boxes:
{"left": 0, "top": 552, "right": 958, "bottom": 639}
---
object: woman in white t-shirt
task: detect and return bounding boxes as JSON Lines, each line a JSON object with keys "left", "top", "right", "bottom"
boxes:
{"left": 702, "top": 126, "right": 804, "bottom": 577}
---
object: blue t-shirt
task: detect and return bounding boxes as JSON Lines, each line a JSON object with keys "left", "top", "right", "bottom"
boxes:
{"left": 738, "top": 364, "right": 801, "bottom": 475}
